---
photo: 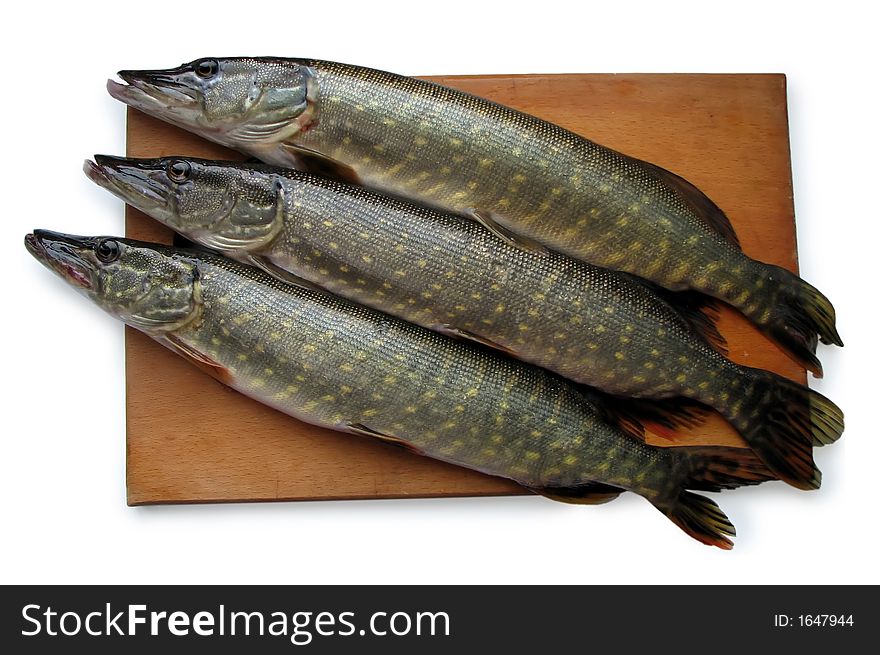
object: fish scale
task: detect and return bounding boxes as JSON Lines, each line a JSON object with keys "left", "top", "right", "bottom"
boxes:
{"left": 86, "top": 156, "right": 843, "bottom": 488}
{"left": 27, "top": 230, "right": 778, "bottom": 547}
{"left": 293, "top": 61, "right": 840, "bottom": 374}
{"left": 297, "top": 63, "right": 736, "bottom": 288}
{"left": 106, "top": 57, "right": 842, "bottom": 375}
{"left": 191, "top": 261, "right": 607, "bottom": 487}
{"left": 86, "top": 156, "right": 844, "bottom": 490}
{"left": 202, "top": 162, "right": 732, "bottom": 399}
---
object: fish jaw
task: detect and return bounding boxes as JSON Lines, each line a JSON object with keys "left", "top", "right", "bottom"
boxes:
{"left": 25, "top": 230, "right": 98, "bottom": 291}
{"left": 84, "top": 155, "right": 174, "bottom": 220}
{"left": 107, "top": 72, "right": 210, "bottom": 138}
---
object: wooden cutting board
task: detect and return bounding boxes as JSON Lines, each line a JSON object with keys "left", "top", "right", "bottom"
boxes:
{"left": 124, "top": 73, "right": 805, "bottom": 505}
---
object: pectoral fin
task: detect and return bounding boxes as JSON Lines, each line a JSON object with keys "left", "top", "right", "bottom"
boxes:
{"left": 464, "top": 208, "right": 548, "bottom": 255}
{"left": 530, "top": 482, "right": 625, "bottom": 505}
{"left": 346, "top": 422, "right": 424, "bottom": 456}
{"left": 243, "top": 255, "right": 327, "bottom": 294}
{"left": 276, "top": 143, "right": 361, "bottom": 185}
{"left": 161, "top": 334, "right": 232, "bottom": 385}
{"left": 434, "top": 324, "right": 516, "bottom": 355}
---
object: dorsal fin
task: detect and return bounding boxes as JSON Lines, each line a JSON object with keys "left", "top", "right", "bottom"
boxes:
{"left": 617, "top": 271, "right": 728, "bottom": 356}
{"left": 663, "top": 290, "right": 728, "bottom": 356}
{"left": 658, "top": 288, "right": 728, "bottom": 356}
{"left": 624, "top": 154, "right": 741, "bottom": 249}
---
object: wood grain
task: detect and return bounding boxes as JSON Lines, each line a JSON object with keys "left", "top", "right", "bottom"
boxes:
{"left": 124, "top": 73, "right": 805, "bottom": 505}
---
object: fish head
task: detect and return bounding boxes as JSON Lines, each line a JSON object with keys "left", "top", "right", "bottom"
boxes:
{"left": 107, "top": 58, "right": 318, "bottom": 155}
{"left": 85, "top": 155, "right": 285, "bottom": 255}
{"left": 25, "top": 230, "right": 202, "bottom": 334}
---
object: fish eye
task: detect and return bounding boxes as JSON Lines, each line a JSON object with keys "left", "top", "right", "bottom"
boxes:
{"left": 95, "top": 239, "right": 121, "bottom": 263}
{"left": 167, "top": 160, "right": 191, "bottom": 183}
{"left": 195, "top": 59, "right": 219, "bottom": 78}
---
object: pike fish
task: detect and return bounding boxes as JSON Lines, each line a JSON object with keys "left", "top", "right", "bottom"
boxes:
{"left": 107, "top": 57, "right": 843, "bottom": 376}
{"left": 85, "top": 155, "right": 844, "bottom": 489}
{"left": 26, "top": 229, "right": 772, "bottom": 548}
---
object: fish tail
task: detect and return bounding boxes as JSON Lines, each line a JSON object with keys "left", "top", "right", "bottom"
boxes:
{"left": 649, "top": 446, "right": 770, "bottom": 548}
{"left": 751, "top": 265, "right": 842, "bottom": 376}
{"left": 719, "top": 369, "right": 844, "bottom": 489}
{"left": 652, "top": 491, "right": 736, "bottom": 550}
{"left": 677, "top": 445, "right": 775, "bottom": 491}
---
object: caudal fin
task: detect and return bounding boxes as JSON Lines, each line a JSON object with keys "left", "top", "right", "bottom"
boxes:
{"left": 754, "top": 265, "right": 842, "bottom": 376}
{"left": 651, "top": 446, "right": 771, "bottom": 548}
{"left": 719, "top": 369, "right": 844, "bottom": 490}
{"left": 654, "top": 491, "right": 736, "bottom": 550}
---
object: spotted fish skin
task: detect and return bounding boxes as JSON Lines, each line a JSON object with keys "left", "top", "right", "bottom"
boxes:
{"left": 182, "top": 255, "right": 659, "bottom": 491}
{"left": 231, "top": 166, "right": 730, "bottom": 400}
{"left": 89, "top": 156, "right": 725, "bottom": 400}
{"left": 107, "top": 58, "right": 842, "bottom": 375}
{"left": 292, "top": 61, "right": 841, "bottom": 374}
{"left": 26, "top": 230, "right": 775, "bottom": 548}
{"left": 84, "top": 155, "right": 844, "bottom": 490}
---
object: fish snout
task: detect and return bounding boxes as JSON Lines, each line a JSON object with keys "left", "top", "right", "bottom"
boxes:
{"left": 85, "top": 155, "right": 173, "bottom": 210}
{"left": 25, "top": 230, "right": 99, "bottom": 290}
{"left": 110, "top": 68, "right": 199, "bottom": 107}
{"left": 24, "top": 232, "right": 41, "bottom": 256}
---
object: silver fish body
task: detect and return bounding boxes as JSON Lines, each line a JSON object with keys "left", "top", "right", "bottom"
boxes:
{"left": 107, "top": 57, "right": 842, "bottom": 375}
{"left": 85, "top": 156, "right": 844, "bottom": 490}
{"left": 26, "top": 230, "right": 773, "bottom": 548}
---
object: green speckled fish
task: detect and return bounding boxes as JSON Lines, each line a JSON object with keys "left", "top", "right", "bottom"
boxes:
{"left": 106, "top": 57, "right": 842, "bottom": 376}
{"left": 85, "top": 155, "right": 843, "bottom": 489}
{"left": 26, "top": 229, "right": 772, "bottom": 548}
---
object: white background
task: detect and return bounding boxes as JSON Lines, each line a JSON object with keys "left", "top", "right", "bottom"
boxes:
{"left": 1, "top": 0, "right": 876, "bottom": 584}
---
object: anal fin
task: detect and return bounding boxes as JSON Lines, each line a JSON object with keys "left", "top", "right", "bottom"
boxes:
{"left": 434, "top": 324, "right": 517, "bottom": 355}
{"left": 530, "top": 482, "right": 624, "bottom": 505}
{"left": 623, "top": 396, "right": 712, "bottom": 432}
{"left": 656, "top": 491, "right": 736, "bottom": 550}
{"left": 620, "top": 272, "right": 728, "bottom": 356}
{"left": 663, "top": 290, "right": 728, "bottom": 356}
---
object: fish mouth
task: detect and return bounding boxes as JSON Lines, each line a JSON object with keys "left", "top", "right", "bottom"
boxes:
{"left": 83, "top": 157, "right": 112, "bottom": 187}
{"left": 108, "top": 68, "right": 200, "bottom": 108}
{"left": 107, "top": 68, "right": 204, "bottom": 134}
{"left": 107, "top": 77, "right": 171, "bottom": 113}
{"left": 25, "top": 230, "right": 98, "bottom": 290}
{"left": 85, "top": 155, "right": 171, "bottom": 212}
